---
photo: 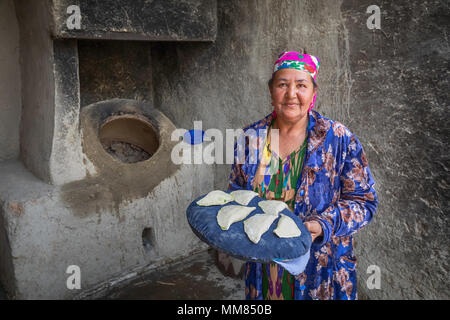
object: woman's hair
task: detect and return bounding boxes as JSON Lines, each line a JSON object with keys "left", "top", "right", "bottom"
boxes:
{"left": 268, "top": 74, "right": 317, "bottom": 90}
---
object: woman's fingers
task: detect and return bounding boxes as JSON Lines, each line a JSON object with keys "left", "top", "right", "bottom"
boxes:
{"left": 304, "top": 221, "right": 322, "bottom": 242}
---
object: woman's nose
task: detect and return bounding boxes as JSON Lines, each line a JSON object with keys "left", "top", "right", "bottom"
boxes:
{"left": 286, "top": 84, "right": 297, "bottom": 98}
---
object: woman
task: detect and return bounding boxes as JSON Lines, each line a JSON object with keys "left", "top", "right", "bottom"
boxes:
{"left": 227, "top": 51, "right": 378, "bottom": 300}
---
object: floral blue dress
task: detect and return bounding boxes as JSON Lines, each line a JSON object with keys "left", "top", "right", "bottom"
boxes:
{"left": 227, "top": 109, "right": 379, "bottom": 300}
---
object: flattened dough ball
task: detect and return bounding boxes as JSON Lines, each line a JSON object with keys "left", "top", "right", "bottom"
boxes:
{"left": 197, "top": 190, "right": 233, "bottom": 206}
{"left": 230, "top": 190, "right": 259, "bottom": 206}
{"left": 244, "top": 213, "right": 278, "bottom": 244}
{"left": 273, "top": 214, "right": 301, "bottom": 238}
{"left": 217, "top": 205, "right": 256, "bottom": 230}
{"left": 258, "top": 200, "right": 289, "bottom": 216}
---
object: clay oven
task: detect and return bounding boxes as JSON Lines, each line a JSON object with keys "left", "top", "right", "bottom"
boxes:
{"left": 0, "top": 0, "right": 217, "bottom": 299}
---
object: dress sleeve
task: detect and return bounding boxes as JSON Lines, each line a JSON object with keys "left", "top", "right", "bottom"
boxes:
{"left": 227, "top": 140, "right": 246, "bottom": 191}
{"left": 305, "top": 134, "right": 379, "bottom": 245}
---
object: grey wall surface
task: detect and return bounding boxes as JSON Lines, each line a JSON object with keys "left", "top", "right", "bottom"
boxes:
{"left": 78, "top": 40, "right": 154, "bottom": 107}
{"left": 15, "top": 0, "right": 55, "bottom": 182}
{"left": 15, "top": 0, "right": 98, "bottom": 185}
{"left": 341, "top": 0, "right": 449, "bottom": 300}
{"left": 0, "top": 0, "right": 21, "bottom": 161}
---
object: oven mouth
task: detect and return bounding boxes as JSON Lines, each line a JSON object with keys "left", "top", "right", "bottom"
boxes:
{"left": 99, "top": 114, "right": 159, "bottom": 163}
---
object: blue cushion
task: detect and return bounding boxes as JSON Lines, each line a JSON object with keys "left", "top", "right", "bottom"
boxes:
{"left": 186, "top": 191, "right": 312, "bottom": 263}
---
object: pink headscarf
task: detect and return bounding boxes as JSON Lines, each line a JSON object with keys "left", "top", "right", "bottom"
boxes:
{"left": 272, "top": 51, "right": 320, "bottom": 112}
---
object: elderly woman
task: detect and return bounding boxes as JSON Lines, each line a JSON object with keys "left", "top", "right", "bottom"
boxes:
{"left": 227, "top": 51, "right": 379, "bottom": 300}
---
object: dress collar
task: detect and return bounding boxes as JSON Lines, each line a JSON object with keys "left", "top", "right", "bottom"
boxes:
{"left": 254, "top": 109, "right": 327, "bottom": 155}
{"left": 255, "top": 109, "right": 318, "bottom": 133}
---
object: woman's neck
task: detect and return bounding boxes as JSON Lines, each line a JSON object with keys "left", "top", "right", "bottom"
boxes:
{"left": 273, "top": 114, "right": 308, "bottom": 136}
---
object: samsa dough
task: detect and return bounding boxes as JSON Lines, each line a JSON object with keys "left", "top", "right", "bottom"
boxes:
{"left": 258, "top": 200, "right": 289, "bottom": 216}
{"left": 273, "top": 214, "right": 301, "bottom": 238}
{"left": 197, "top": 190, "right": 233, "bottom": 206}
{"left": 217, "top": 205, "right": 256, "bottom": 230}
{"left": 230, "top": 190, "right": 259, "bottom": 206}
{"left": 243, "top": 213, "right": 278, "bottom": 244}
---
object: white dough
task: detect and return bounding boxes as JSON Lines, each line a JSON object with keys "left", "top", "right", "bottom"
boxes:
{"left": 217, "top": 205, "right": 256, "bottom": 230}
{"left": 273, "top": 214, "right": 301, "bottom": 238}
{"left": 258, "top": 200, "right": 289, "bottom": 216}
{"left": 243, "top": 213, "right": 278, "bottom": 244}
{"left": 197, "top": 190, "right": 233, "bottom": 206}
{"left": 230, "top": 190, "right": 259, "bottom": 206}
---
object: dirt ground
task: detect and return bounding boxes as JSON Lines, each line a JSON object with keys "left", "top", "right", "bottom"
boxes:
{"left": 100, "top": 249, "right": 245, "bottom": 300}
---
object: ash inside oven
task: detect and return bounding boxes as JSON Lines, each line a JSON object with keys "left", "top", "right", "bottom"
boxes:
{"left": 102, "top": 140, "right": 152, "bottom": 163}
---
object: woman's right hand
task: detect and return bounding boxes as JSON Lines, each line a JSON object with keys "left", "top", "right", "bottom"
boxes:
{"left": 304, "top": 221, "right": 323, "bottom": 243}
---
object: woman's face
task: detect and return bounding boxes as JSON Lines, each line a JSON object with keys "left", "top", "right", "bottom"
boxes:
{"left": 269, "top": 68, "right": 316, "bottom": 124}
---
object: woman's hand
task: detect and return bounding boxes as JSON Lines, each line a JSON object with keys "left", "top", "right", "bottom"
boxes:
{"left": 304, "top": 221, "right": 323, "bottom": 243}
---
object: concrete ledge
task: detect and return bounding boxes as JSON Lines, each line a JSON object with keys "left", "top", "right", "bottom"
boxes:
{"left": 49, "top": 0, "right": 217, "bottom": 41}
{"left": 0, "top": 159, "right": 213, "bottom": 299}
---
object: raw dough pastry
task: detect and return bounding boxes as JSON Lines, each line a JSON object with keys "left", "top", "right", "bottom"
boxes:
{"left": 273, "top": 214, "right": 301, "bottom": 238}
{"left": 258, "top": 200, "right": 289, "bottom": 216}
{"left": 197, "top": 190, "right": 233, "bottom": 206}
{"left": 244, "top": 213, "right": 278, "bottom": 244}
{"left": 230, "top": 190, "right": 259, "bottom": 206}
{"left": 217, "top": 205, "right": 256, "bottom": 230}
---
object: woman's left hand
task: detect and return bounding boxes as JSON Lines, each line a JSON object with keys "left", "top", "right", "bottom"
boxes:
{"left": 304, "top": 221, "right": 323, "bottom": 243}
